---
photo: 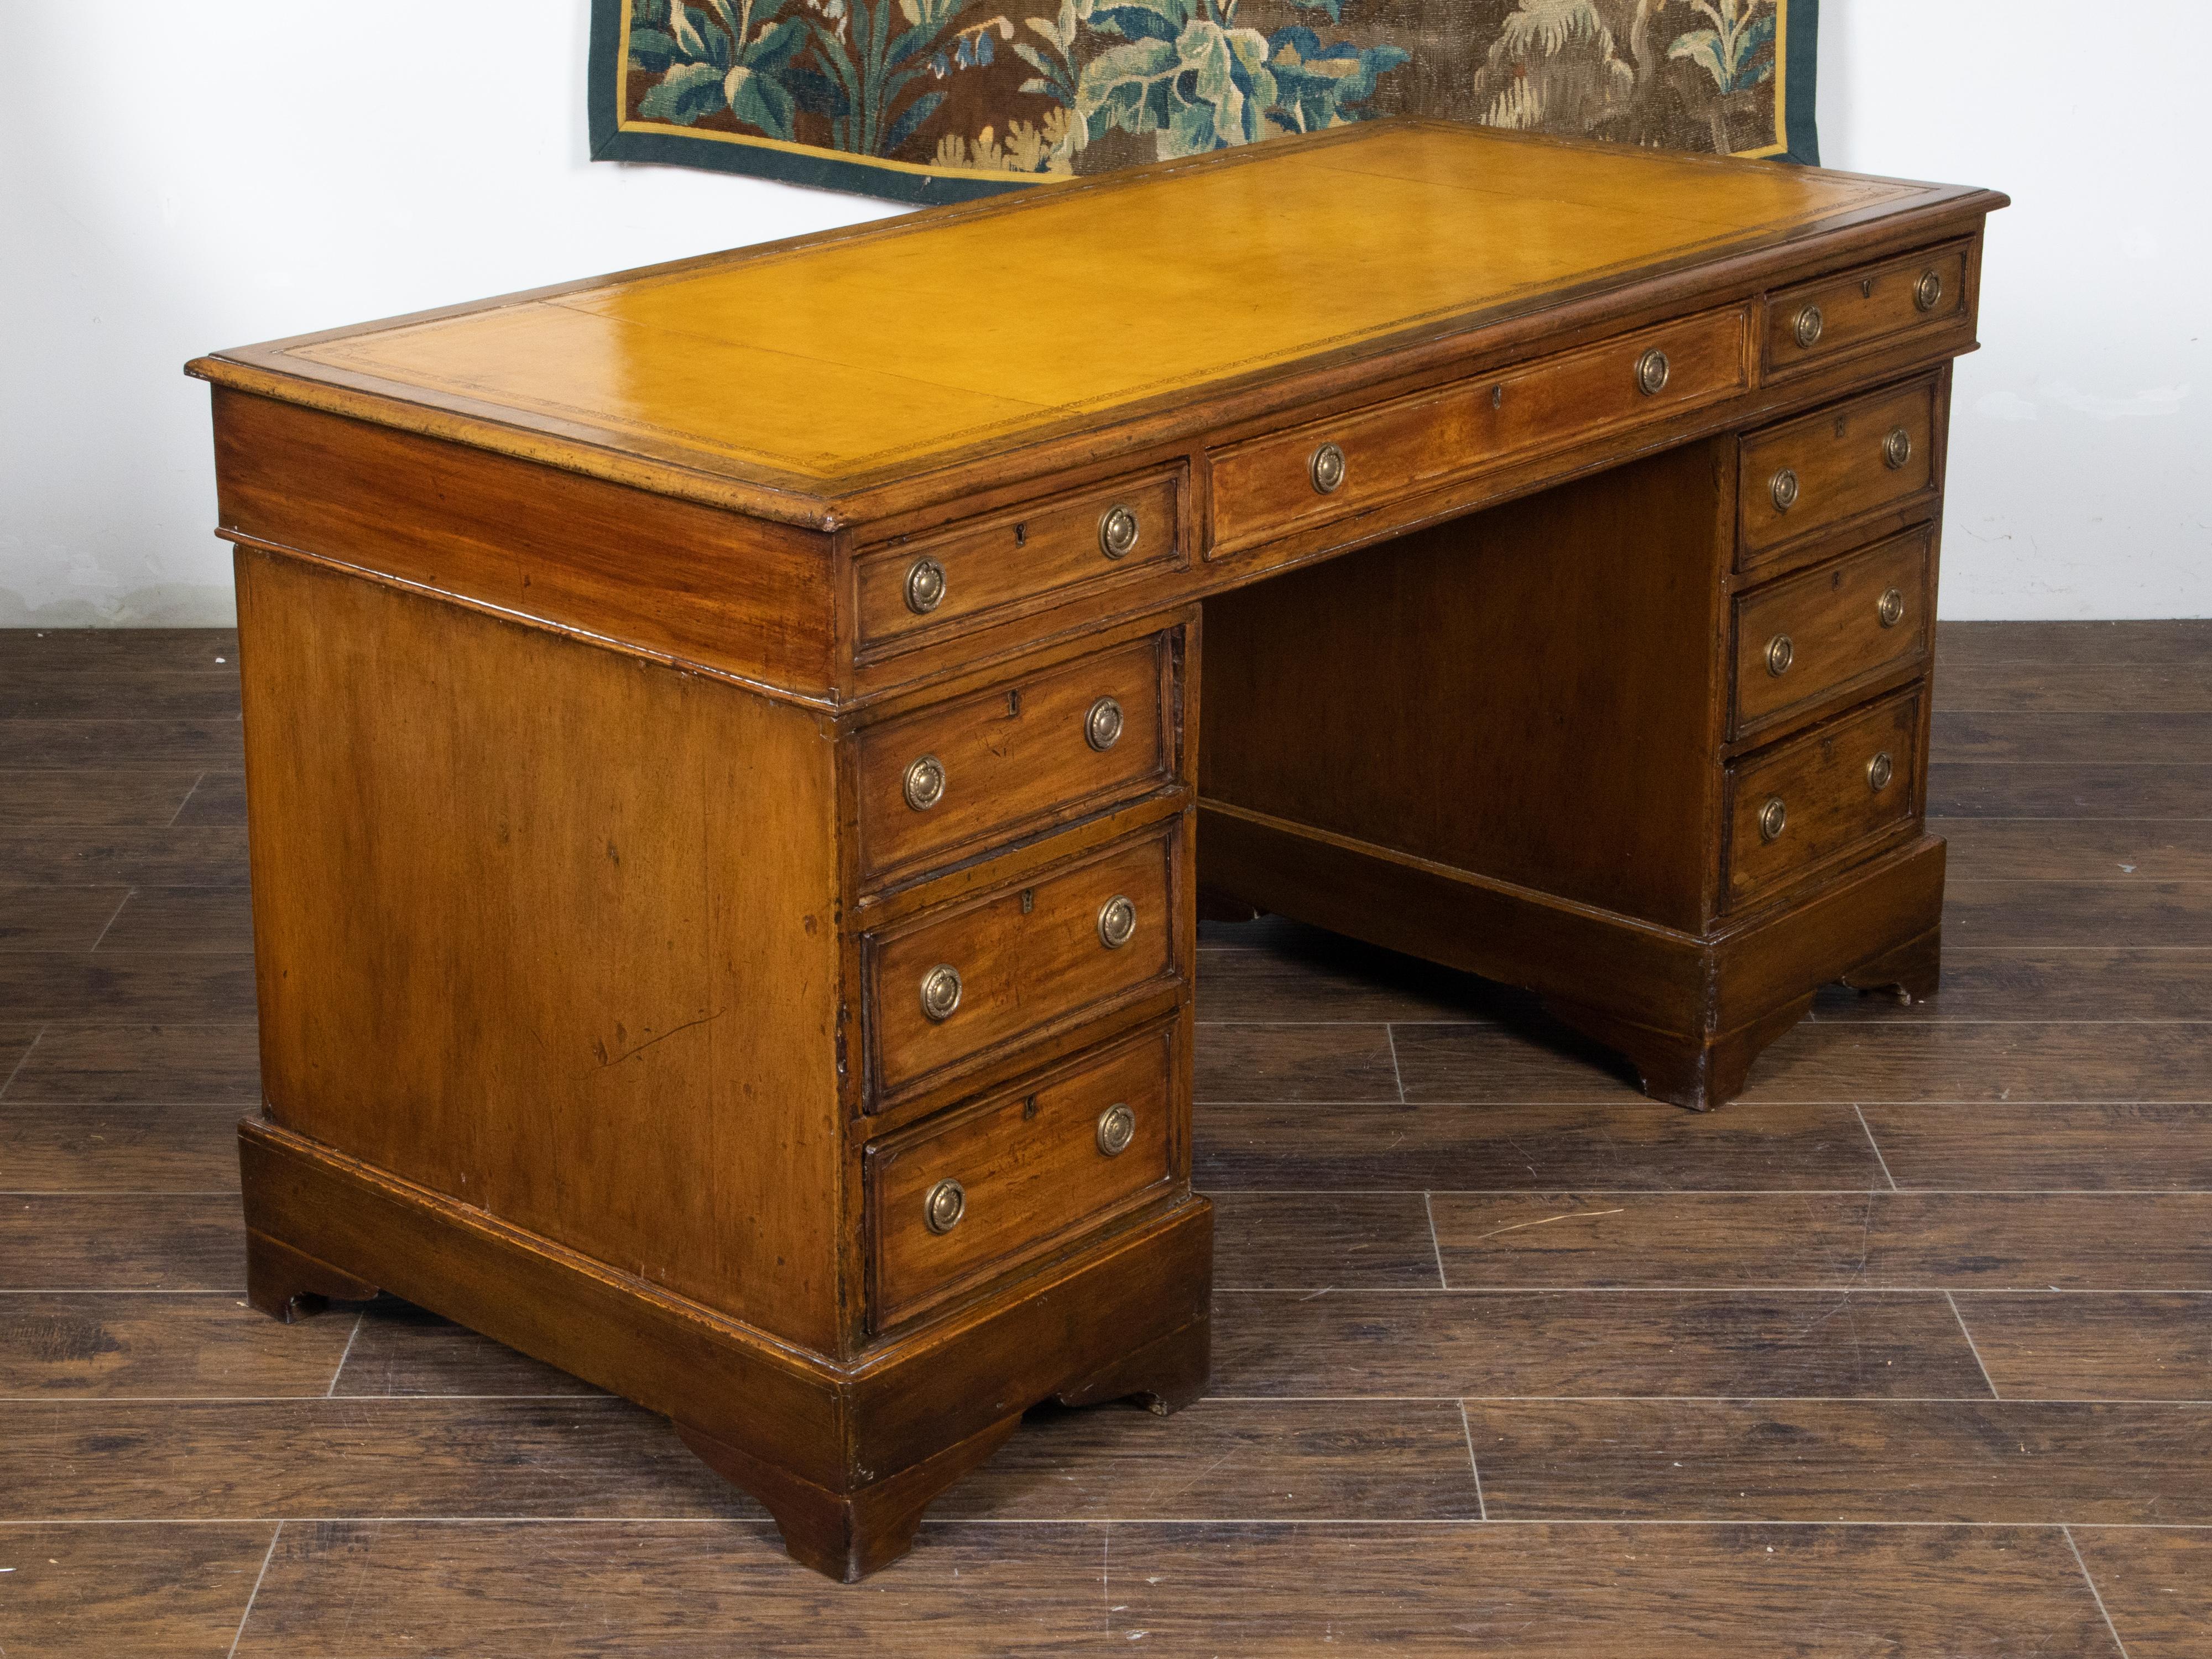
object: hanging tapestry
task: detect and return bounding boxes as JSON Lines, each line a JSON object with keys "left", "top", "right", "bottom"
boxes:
{"left": 588, "top": 0, "right": 1818, "bottom": 205}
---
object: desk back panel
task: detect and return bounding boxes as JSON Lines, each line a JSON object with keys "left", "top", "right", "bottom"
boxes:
{"left": 1199, "top": 439, "right": 1732, "bottom": 934}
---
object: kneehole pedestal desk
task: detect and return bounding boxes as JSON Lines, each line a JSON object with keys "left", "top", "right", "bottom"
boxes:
{"left": 190, "top": 123, "right": 2005, "bottom": 1581}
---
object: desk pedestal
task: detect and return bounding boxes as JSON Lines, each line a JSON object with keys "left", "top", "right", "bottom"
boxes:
{"left": 1197, "top": 427, "right": 1946, "bottom": 1108}
{"left": 242, "top": 1119, "right": 1211, "bottom": 1582}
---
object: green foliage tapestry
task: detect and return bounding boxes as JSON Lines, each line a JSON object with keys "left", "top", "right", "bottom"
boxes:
{"left": 588, "top": 0, "right": 1818, "bottom": 204}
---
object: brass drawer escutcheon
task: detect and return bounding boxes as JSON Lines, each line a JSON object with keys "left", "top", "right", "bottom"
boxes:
{"left": 1095, "top": 1102, "right": 1136, "bottom": 1157}
{"left": 1915, "top": 268, "right": 1947, "bottom": 312}
{"left": 924, "top": 1177, "right": 966, "bottom": 1234}
{"left": 1086, "top": 695, "right": 1124, "bottom": 752}
{"left": 1758, "top": 797, "right": 1788, "bottom": 843}
{"left": 919, "top": 963, "right": 963, "bottom": 1023}
{"left": 1770, "top": 468, "right": 1801, "bottom": 513}
{"left": 1636, "top": 348, "right": 1671, "bottom": 396}
{"left": 1883, "top": 427, "right": 1914, "bottom": 471}
{"left": 1793, "top": 305, "right": 1825, "bottom": 349}
{"left": 1765, "top": 634, "right": 1795, "bottom": 677}
{"left": 1309, "top": 442, "right": 1347, "bottom": 495}
{"left": 1098, "top": 503, "right": 1141, "bottom": 560}
{"left": 1867, "top": 751, "right": 1896, "bottom": 793}
{"left": 904, "top": 556, "right": 947, "bottom": 614}
{"left": 902, "top": 754, "right": 947, "bottom": 812}
{"left": 1878, "top": 586, "right": 1908, "bottom": 628}
{"left": 1097, "top": 894, "right": 1138, "bottom": 949}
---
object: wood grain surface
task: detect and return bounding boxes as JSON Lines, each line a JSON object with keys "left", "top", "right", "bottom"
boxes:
{"left": 232, "top": 549, "right": 851, "bottom": 1348}
{"left": 1467, "top": 1398, "right": 2212, "bottom": 1521}
{"left": 3, "top": 619, "right": 2204, "bottom": 1652}
{"left": 212, "top": 1520, "right": 2123, "bottom": 1657}
{"left": 2068, "top": 1526, "right": 2212, "bottom": 1657}
{"left": 0, "top": 1523, "right": 279, "bottom": 1659}
{"left": 1737, "top": 377, "right": 1939, "bottom": 562}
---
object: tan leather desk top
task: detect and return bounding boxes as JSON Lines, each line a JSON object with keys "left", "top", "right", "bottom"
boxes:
{"left": 190, "top": 122, "right": 1997, "bottom": 518}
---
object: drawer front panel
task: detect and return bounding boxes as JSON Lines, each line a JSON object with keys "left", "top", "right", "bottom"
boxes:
{"left": 867, "top": 1024, "right": 1177, "bottom": 1329}
{"left": 855, "top": 472, "right": 1181, "bottom": 655}
{"left": 1739, "top": 379, "right": 1937, "bottom": 562}
{"left": 1766, "top": 241, "right": 1973, "bottom": 379}
{"left": 1725, "top": 692, "right": 1922, "bottom": 909}
{"left": 857, "top": 633, "right": 1173, "bottom": 884}
{"left": 1208, "top": 306, "right": 1749, "bottom": 557}
{"left": 868, "top": 829, "right": 1178, "bottom": 1102}
{"left": 1731, "top": 528, "right": 1931, "bottom": 738}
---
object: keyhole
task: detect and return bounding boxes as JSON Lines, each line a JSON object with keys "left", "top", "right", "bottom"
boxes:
{"left": 1020, "top": 888, "right": 1034, "bottom": 914}
{"left": 1013, "top": 522, "right": 1027, "bottom": 547}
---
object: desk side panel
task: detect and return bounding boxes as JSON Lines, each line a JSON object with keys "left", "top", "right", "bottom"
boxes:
{"left": 236, "top": 549, "right": 849, "bottom": 1350}
{"left": 212, "top": 388, "right": 841, "bottom": 701}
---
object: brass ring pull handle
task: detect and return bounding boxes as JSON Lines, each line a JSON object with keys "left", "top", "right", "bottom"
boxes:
{"left": 1877, "top": 586, "right": 1907, "bottom": 629}
{"left": 1914, "top": 269, "right": 1945, "bottom": 312}
{"left": 904, "top": 556, "right": 947, "bottom": 615}
{"left": 1086, "top": 696, "right": 1124, "bottom": 752}
{"left": 1770, "top": 468, "right": 1801, "bottom": 513}
{"left": 902, "top": 754, "right": 946, "bottom": 812}
{"left": 1765, "top": 634, "right": 1795, "bottom": 677}
{"left": 919, "top": 963, "right": 963, "bottom": 1023}
{"left": 1095, "top": 1103, "right": 1136, "bottom": 1157}
{"left": 1098, "top": 504, "right": 1141, "bottom": 560}
{"left": 1758, "top": 796, "right": 1788, "bottom": 843}
{"left": 924, "top": 1178, "right": 966, "bottom": 1234}
{"left": 1636, "top": 348, "right": 1671, "bottom": 397}
{"left": 1097, "top": 894, "right": 1138, "bottom": 949}
{"left": 1883, "top": 427, "right": 1914, "bottom": 471}
{"left": 1310, "top": 442, "right": 1347, "bottom": 495}
{"left": 1867, "top": 751, "right": 1896, "bottom": 793}
{"left": 1793, "top": 305, "right": 1825, "bottom": 349}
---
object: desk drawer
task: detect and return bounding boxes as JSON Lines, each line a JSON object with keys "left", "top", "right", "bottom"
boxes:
{"left": 857, "top": 632, "right": 1175, "bottom": 884}
{"left": 855, "top": 471, "right": 1181, "bottom": 656}
{"left": 1207, "top": 306, "right": 1749, "bottom": 557}
{"left": 1739, "top": 379, "right": 1937, "bottom": 565}
{"left": 1725, "top": 691, "right": 1921, "bottom": 910}
{"left": 866, "top": 828, "right": 1178, "bottom": 1103}
{"left": 1731, "top": 528, "right": 1931, "bottom": 739}
{"left": 1766, "top": 241, "right": 1973, "bottom": 380}
{"left": 866, "top": 1024, "right": 1177, "bottom": 1330}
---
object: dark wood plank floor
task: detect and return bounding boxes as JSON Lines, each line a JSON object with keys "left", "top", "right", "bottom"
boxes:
{"left": 4, "top": 621, "right": 2209, "bottom": 1656}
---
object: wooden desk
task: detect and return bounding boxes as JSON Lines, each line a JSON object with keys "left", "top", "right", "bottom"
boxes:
{"left": 189, "top": 123, "right": 2005, "bottom": 1582}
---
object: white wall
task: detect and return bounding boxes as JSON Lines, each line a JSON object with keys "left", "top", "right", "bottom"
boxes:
{"left": 1822, "top": 2, "right": 2207, "bottom": 618}
{"left": 2, "top": 1, "right": 2201, "bottom": 624}
{"left": 0, "top": 0, "right": 895, "bottom": 627}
